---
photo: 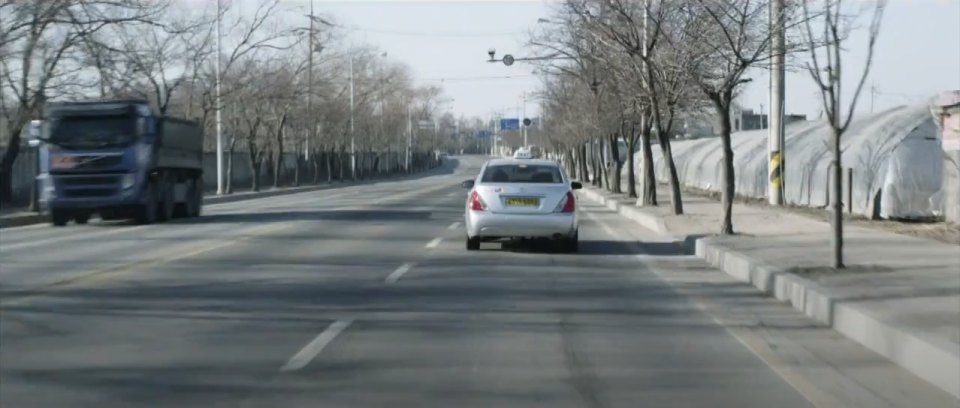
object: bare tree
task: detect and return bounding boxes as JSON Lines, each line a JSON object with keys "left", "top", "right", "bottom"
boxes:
{"left": 575, "top": 0, "right": 695, "bottom": 214}
{"left": 682, "top": 0, "right": 777, "bottom": 234}
{"left": 802, "top": 0, "right": 886, "bottom": 268}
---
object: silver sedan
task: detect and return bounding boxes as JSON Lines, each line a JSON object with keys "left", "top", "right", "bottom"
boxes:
{"left": 461, "top": 158, "right": 582, "bottom": 252}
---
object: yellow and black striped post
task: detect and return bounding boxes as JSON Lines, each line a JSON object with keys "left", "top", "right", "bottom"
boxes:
{"left": 769, "top": 150, "right": 784, "bottom": 204}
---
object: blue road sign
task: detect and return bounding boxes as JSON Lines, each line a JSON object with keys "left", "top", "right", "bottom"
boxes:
{"left": 500, "top": 118, "right": 520, "bottom": 130}
{"left": 476, "top": 130, "right": 492, "bottom": 139}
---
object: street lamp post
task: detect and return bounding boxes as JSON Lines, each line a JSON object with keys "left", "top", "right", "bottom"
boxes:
{"left": 312, "top": 18, "right": 357, "bottom": 181}
{"left": 215, "top": 0, "right": 223, "bottom": 195}
{"left": 349, "top": 57, "right": 356, "bottom": 180}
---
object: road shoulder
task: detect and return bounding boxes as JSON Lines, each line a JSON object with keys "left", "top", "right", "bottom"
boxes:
{"left": 579, "top": 185, "right": 960, "bottom": 399}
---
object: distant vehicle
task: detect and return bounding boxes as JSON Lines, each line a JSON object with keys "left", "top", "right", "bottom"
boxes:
{"left": 513, "top": 149, "right": 533, "bottom": 159}
{"left": 461, "top": 158, "right": 582, "bottom": 252}
{"left": 29, "top": 99, "right": 204, "bottom": 226}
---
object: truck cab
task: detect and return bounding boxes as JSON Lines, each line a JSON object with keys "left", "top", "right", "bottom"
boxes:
{"left": 30, "top": 100, "right": 203, "bottom": 226}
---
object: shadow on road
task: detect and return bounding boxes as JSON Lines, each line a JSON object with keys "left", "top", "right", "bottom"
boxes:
{"left": 183, "top": 210, "right": 435, "bottom": 224}
{"left": 499, "top": 239, "right": 693, "bottom": 256}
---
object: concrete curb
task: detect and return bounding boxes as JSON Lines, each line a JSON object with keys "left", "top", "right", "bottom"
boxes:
{"left": 0, "top": 165, "right": 448, "bottom": 229}
{"left": 580, "top": 186, "right": 960, "bottom": 398}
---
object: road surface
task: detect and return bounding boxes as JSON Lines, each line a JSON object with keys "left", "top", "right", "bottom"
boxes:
{"left": 1, "top": 156, "right": 954, "bottom": 408}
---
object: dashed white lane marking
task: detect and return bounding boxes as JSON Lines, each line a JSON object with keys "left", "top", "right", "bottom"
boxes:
{"left": 280, "top": 319, "right": 353, "bottom": 372}
{"left": 448, "top": 221, "right": 461, "bottom": 230}
{"left": 385, "top": 262, "right": 416, "bottom": 284}
{"left": 425, "top": 237, "right": 443, "bottom": 248}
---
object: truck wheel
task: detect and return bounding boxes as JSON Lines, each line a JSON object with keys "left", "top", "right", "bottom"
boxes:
{"left": 188, "top": 178, "right": 203, "bottom": 217}
{"left": 157, "top": 177, "right": 174, "bottom": 222}
{"left": 135, "top": 182, "right": 158, "bottom": 225}
{"left": 74, "top": 213, "right": 90, "bottom": 225}
{"left": 51, "top": 211, "right": 69, "bottom": 227}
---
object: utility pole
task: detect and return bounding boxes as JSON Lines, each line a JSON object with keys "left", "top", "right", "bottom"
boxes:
{"left": 768, "top": 0, "right": 786, "bottom": 205}
{"left": 870, "top": 83, "right": 878, "bottom": 113}
{"left": 349, "top": 57, "right": 355, "bottom": 180}
{"left": 306, "top": 0, "right": 314, "bottom": 173}
{"left": 406, "top": 102, "right": 412, "bottom": 172}
{"left": 215, "top": 0, "right": 223, "bottom": 195}
{"left": 522, "top": 93, "right": 528, "bottom": 146}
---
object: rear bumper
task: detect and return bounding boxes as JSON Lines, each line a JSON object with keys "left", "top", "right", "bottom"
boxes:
{"left": 466, "top": 211, "right": 577, "bottom": 239}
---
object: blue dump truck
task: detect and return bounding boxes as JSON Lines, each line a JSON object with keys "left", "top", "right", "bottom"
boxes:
{"left": 29, "top": 99, "right": 204, "bottom": 226}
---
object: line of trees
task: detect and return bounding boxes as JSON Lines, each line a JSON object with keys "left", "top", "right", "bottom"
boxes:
{"left": 0, "top": 0, "right": 479, "bottom": 201}
{"left": 531, "top": 0, "right": 884, "bottom": 250}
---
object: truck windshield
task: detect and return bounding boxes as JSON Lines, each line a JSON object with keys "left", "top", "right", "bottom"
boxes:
{"left": 48, "top": 115, "right": 136, "bottom": 148}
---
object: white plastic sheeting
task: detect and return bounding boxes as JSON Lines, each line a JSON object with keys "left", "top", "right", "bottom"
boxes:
{"left": 639, "top": 104, "right": 943, "bottom": 219}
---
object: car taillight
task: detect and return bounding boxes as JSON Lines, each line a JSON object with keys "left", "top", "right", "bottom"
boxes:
{"left": 469, "top": 190, "right": 486, "bottom": 211}
{"left": 556, "top": 191, "right": 576, "bottom": 213}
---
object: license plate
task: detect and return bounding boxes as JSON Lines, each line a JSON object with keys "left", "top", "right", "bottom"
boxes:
{"left": 505, "top": 197, "right": 539, "bottom": 207}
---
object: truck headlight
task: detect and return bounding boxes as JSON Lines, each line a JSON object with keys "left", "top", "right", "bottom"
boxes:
{"left": 121, "top": 173, "right": 136, "bottom": 189}
{"left": 136, "top": 143, "right": 152, "bottom": 166}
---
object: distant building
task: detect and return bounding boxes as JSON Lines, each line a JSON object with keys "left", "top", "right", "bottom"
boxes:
{"left": 676, "top": 106, "right": 808, "bottom": 139}
{"left": 734, "top": 108, "right": 767, "bottom": 131}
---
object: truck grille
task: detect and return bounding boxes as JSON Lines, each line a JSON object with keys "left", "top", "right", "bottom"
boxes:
{"left": 63, "top": 188, "right": 116, "bottom": 198}
{"left": 57, "top": 175, "right": 119, "bottom": 187}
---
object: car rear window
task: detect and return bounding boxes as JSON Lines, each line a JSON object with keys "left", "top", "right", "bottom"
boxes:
{"left": 481, "top": 164, "right": 563, "bottom": 183}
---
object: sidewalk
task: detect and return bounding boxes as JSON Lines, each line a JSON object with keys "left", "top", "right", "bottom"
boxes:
{"left": 580, "top": 184, "right": 960, "bottom": 398}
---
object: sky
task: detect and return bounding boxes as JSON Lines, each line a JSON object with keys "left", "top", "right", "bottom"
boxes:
{"left": 281, "top": 0, "right": 959, "bottom": 121}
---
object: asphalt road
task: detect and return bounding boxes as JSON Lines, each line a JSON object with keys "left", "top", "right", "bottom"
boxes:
{"left": 1, "top": 156, "right": 955, "bottom": 408}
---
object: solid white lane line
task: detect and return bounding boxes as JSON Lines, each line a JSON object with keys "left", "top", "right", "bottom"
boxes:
{"left": 448, "top": 221, "right": 461, "bottom": 230}
{"left": 280, "top": 319, "right": 353, "bottom": 372}
{"left": 385, "top": 262, "right": 416, "bottom": 284}
{"left": 425, "top": 237, "right": 443, "bottom": 248}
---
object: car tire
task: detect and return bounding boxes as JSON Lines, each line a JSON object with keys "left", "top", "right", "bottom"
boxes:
{"left": 466, "top": 235, "right": 481, "bottom": 251}
{"left": 563, "top": 231, "right": 578, "bottom": 253}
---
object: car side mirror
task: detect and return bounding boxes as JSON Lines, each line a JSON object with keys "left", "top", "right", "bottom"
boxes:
{"left": 571, "top": 181, "right": 583, "bottom": 190}
{"left": 461, "top": 179, "right": 475, "bottom": 189}
{"left": 28, "top": 119, "right": 42, "bottom": 147}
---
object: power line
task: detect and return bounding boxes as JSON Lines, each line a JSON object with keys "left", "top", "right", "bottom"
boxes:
{"left": 417, "top": 74, "right": 535, "bottom": 82}
{"left": 328, "top": 22, "right": 525, "bottom": 38}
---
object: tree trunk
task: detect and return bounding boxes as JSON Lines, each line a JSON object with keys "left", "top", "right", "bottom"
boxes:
{"left": 657, "top": 133, "right": 683, "bottom": 215}
{"left": 250, "top": 157, "right": 261, "bottom": 192}
{"left": 640, "top": 119, "right": 657, "bottom": 206}
{"left": 226, "top": 148, "right": 234, "bottom": 194}
{"left": 610, "top": 133, "right": 622, "bottom": 193}
{"left": 714, "top": 97, "right": 736, "bottom": 235}
{"left": 627, "top": 122, "right": 638, "bottom": 198}
{"left": 597, "top": 138, "right": 609, "bottom": 190}
{"left": 293, "top": 154, "right": 301, "bottom": 187}
{"left": 579, "top": 143, "right": 589, "bottom": 183}
{"left": 326, "top": 150, "right": 333, "bottom": 183}
{"left": 273, "top": 151, "right": 282, "bottom": 189}
{"left": 831, "top": 128, "right": 844, "bottom": 268}
{"left": 337, "top": 148, "right": 349, "bottom": 183}
{"left": 0, "top": 129, "right": 22, "bottom": 204}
